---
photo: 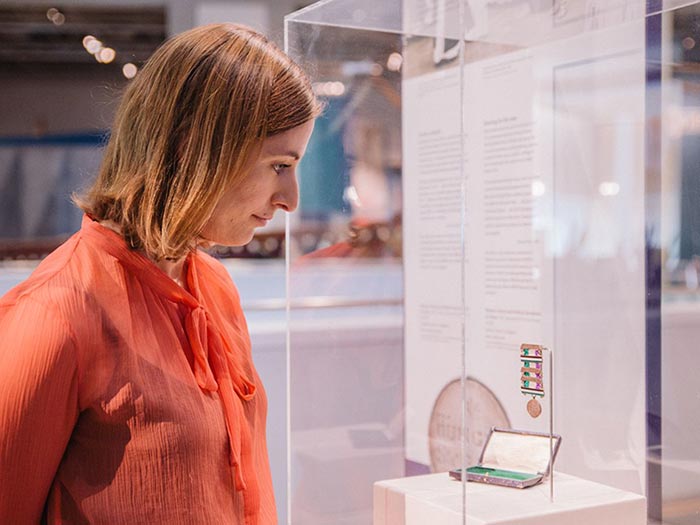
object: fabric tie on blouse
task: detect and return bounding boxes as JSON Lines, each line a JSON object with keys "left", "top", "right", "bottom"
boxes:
{"left": 81, "top": 217, "right": 261, "bottom": 525}
{"left": 184, "top": 306, "right": 257, "bottom": 482}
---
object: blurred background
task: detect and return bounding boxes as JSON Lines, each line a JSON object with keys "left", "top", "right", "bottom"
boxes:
{"left": 0, "top": 0, "right": 308, "bottom": 259}
{"left": 0, "top": 0, "right": 402, "bottom": 261}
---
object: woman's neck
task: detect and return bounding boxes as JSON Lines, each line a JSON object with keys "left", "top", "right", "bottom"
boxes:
{"left": 156, "top": 257, "right": 189, "bottom": 288}
{"left": 98, "top": 219, "right": 189, "bottom": 288}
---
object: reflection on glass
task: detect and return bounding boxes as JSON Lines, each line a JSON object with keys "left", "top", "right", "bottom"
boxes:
{"left": 286, "top": 0, "right": 700, "bottom": 524}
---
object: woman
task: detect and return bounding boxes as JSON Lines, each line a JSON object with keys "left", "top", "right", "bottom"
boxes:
{"left": 0, "top": 23, "right": 320, "bottom": 524}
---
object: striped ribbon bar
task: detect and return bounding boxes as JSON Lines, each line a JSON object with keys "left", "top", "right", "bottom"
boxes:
{"left": 521, "top": 387, "right": 546, "bottom": 397}
{"left": 520, "top": 343, "right": 545, "bottom": 398}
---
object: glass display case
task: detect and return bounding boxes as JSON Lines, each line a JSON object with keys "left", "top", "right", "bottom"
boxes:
{"left": 284, "top": 1, "right": 700, "bottom": 524}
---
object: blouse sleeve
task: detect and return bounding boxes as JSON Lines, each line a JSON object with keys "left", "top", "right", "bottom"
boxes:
{"left": 0, "top": 297, "right": 80, "bottom": 523}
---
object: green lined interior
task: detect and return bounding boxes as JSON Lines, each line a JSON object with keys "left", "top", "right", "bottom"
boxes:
{"left": 465, "top": 466, "right": 536, "bottom": 481}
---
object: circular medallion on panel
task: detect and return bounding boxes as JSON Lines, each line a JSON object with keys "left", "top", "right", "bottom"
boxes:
{"left": 429, "top": 377, "right": 510, "bottom": 472}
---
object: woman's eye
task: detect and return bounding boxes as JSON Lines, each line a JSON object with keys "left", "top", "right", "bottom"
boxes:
{"left": 273, "top": 163, "right": 291, "bottom": 174}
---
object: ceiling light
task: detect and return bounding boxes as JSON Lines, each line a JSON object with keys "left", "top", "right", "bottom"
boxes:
{"left": 98, "top": 48, "right": 116, "bottom": 64}
{"left": 122, "top": 63, "right": 138, "bottom": 79}
{"left": 387, "top": 52, "right": 403, "bottom": 72}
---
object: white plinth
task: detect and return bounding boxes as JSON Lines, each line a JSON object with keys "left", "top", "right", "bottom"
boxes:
{"left": 374, "top": 472, "right": 646, "bottom": 525}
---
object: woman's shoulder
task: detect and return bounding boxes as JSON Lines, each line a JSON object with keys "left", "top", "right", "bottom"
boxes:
{"left": 1, "top": 231, "right": 114, "bottom": 318}
{"left": 1, "top": 235, "right": 80, "bottom": 304}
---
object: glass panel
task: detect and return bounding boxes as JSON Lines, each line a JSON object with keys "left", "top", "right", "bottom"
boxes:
{"left": 285, "top": 0, "right": 404, "bottom": 34}
{"left": 550, "top": 6, "right": 647, "bottom": 501}
{"left": 660, "top": 3, "right": 700, "bottom": 524}
{"left": 286, "top": 7, "right": 412, "bottom": 523}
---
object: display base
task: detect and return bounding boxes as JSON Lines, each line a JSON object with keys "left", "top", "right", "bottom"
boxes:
{"left": 374, "top": 472, "right": 646, "bottom": 525}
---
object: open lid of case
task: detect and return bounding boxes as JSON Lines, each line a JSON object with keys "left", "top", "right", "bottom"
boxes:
{"left": 478, "top": 427, "right": 562, "bottom": 477}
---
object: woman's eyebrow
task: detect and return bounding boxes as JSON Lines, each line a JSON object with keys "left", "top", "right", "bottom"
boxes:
{"left": 263, "top": 150, "right": 300, "bottom": 160}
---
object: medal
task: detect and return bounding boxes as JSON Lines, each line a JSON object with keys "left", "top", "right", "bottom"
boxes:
{"left": 527, "top": 398, "right": 542, "bottom": 418}
{"left": 520, "top": 343, "right": 545, "bottom": 418}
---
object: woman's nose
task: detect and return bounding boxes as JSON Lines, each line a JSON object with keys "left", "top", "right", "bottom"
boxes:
{"left": 272, "top": 171, "right": 299, "bottom": 213}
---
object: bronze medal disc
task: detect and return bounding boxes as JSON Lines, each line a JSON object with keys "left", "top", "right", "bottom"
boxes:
{"left": 527, "top": 398, "right": 542, "bottom": 418}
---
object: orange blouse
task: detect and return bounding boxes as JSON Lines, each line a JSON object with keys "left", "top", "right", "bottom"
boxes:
{"left": 0, "top": 216, "right": 276, "bottom": 524}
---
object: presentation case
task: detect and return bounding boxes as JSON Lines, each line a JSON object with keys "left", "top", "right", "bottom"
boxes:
{"left": 448, "top": 427, "right": 562, "bottom": 489}
{"left": 284, "top": 1, "right": 700, "bottom": 524}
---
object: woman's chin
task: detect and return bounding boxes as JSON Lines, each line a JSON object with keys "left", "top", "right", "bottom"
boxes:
{"left": 219, "top": 234, "right": 255, "bottom": 249}
{"left": 198, "top": 229, "right": 255, "bottom": 249}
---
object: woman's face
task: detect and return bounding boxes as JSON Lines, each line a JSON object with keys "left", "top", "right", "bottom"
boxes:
{"left": 200, "top": 119, "right": 315, "bottom": 247}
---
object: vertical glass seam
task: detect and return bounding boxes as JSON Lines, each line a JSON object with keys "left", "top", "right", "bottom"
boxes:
{"left": 283, "top": 17, "right": 292, "bottom": 525}
{"left": 458, "top": 1, "right": 467, "bottom": 523}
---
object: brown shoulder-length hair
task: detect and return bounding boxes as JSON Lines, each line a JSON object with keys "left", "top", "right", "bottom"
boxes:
{"left": 76, "top": 23, "right": 322, "bottom": 260}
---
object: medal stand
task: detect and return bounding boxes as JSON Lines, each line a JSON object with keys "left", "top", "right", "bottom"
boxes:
{"left": 449, "top": 345, "right": 559, "bottom": 497}
{"left": 520, "top": 343, "right": 555, "bottom": 502}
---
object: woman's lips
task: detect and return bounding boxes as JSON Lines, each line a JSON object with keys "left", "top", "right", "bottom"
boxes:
{"left": 252, "top": 215, "right": 270, "bottom": 226}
